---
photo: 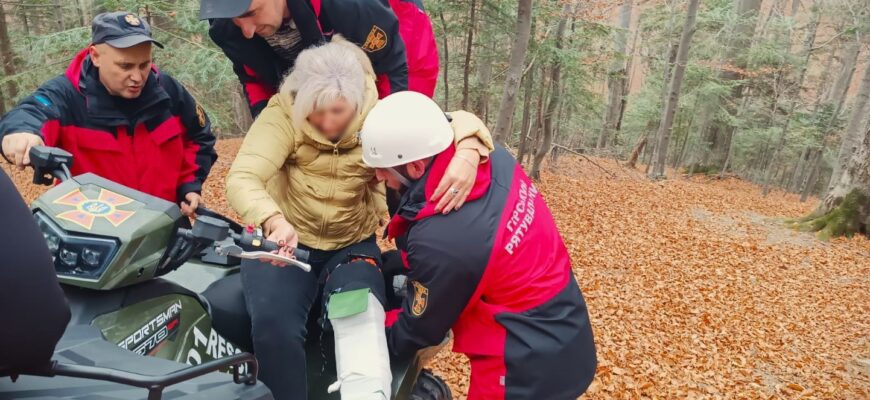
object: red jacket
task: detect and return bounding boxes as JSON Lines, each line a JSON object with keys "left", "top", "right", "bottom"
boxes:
{"left": 386, "top": 144, "right": 597, "bottom": 399}
{"left": 0, "top": 49, "right": 216, "bottom": 202}
{"left": 208, "top": 0, "right": 439, "bottom": 118}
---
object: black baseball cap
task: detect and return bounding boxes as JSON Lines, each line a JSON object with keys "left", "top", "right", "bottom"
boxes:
{"left": 199, "top": 0, "right": 253, "bottom": 20}
{"left": 92, "top": 12, "right": 164, "bottom": 49}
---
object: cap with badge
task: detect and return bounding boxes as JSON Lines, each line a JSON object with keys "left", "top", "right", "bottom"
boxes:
{"left": 91, "top": 12, "right": 164, "bottom": 49}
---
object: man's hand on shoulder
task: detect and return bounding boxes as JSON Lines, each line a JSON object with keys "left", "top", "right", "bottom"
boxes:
{"left": 1, "top": 132, "right": 44, "bottom": 170}
{"left": 180, "top": 192, "right": 202, "bottom": 218}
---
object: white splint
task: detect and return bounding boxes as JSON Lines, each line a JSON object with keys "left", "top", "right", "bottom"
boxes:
{"left": 327, "top": 292, "right": 392, "bottom": 400}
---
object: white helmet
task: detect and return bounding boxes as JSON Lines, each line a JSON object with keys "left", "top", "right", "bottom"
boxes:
{"left": 361, "top": 91, "right": 453, "bottom": 168}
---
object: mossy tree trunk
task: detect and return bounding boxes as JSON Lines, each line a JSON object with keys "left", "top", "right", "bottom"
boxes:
{"left": 795, "top": 126, "right": 870, "bottom": 239}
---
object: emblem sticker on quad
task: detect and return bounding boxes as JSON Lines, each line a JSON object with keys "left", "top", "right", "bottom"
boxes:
{"left": 119, "top": 301, "right": 182, "bottom": 355}
{"left": 54, "top": 188, "right": 136, "bottom": 230}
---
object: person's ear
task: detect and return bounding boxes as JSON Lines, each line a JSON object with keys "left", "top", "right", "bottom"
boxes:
{"left": 89, "top": 45, "right": 100, "bottom": 68}
{"left": 406, "top": 160, "right": 428, "bottom": 180}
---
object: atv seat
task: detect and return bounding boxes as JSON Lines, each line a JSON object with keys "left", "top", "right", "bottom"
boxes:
{"left": 0, "top": 325, "right": 272, "bottom": 400}
{"left": 202, "top": 273, "right": 255, "bottom": 351}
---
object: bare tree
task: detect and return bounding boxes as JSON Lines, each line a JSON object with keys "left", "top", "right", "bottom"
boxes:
{"left": 438, "top": 11, "right": 450, "bottom": 110}
{"left": 598, "top": 0, "right": 633, "bottom": 149}
{"left": 530, "top": 3, "right": 571, "bottom": 180}
{"left": 827, "top": 54, "right": 870, "bottom": 192}
{"left": 761, "top": 5, "right": 820, "bottom": 195}
{"left": 701, "top": 0, "right": 761, "bottom": 167}
{"left": 0, "top": 2, "right": 18, "bottom": 114}
{"left": 517, "top": 66, "right": 535, "bottom": 166}
{"left": 461, "top": 0, "right": 477, "bottom": 110}
{"left": 649, "top": 0, "right": 701, "bottom": 179}
{"left": 492, "top": 0, "right": 533, "bottom": 145}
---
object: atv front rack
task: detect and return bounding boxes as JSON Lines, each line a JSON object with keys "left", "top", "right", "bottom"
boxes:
{"left": 15, "top": 352, "right": 259, "bottom": 400}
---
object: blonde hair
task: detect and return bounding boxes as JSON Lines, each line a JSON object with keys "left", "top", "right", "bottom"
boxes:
{"left": 280, "top": 35, "right": 375, "bottom": 126}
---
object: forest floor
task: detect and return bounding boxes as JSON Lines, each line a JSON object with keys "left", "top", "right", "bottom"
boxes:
{"left": 5, "top": 138, "right": 869, "bottom": 399}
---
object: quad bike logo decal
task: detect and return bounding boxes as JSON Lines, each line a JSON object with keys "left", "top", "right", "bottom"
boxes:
{"left": 119, "top": 301, "right": 182, "bottom": 356}
{"left": 411, "top": 280, "right": 429, "bottom": 317}
{"left": 53, "top": 188, "right": 135, "bottom": 230}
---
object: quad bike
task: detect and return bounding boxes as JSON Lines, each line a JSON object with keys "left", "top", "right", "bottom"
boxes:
{"left": 0, "top": 146, "right": 452, "bottom": 400}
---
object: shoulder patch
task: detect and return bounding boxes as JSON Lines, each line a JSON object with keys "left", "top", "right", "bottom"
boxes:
{"left": 410, "top": 280, "right": 429, "bottom": 317}
{"left": 362, "top": 25, "right": 388, "bottom": 52}
{"left": 195, "top": 103, "right": 207, "bottom": 128}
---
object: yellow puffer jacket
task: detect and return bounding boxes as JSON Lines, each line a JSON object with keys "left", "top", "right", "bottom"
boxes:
{"left": 226, "top": 77, "right": 493, "bottom": 250}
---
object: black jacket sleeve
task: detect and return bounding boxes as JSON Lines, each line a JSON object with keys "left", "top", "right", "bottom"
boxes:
{"left": 208, "top": 21, "right": 278, "bottom": 118}
{"left": 324, "top": 0, "right": 409, "bottom": 93}
{"left": 0, "top": 75, "right": 73, "bottom": 150}
{"left": 0, "top": 168, "right": 70, "bottom": 370}
{"left": 387, "top": 236, "right": 483, "bottom": 360}
{"left": 163, "top": 74, "right": 218, "bottom": 200}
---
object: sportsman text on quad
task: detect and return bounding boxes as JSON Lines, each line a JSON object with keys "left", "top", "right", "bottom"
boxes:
{"left": 0, "top": 146, "right": 451, "bottom": 400}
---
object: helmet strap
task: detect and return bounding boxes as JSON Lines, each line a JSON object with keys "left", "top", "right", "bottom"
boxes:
{"left": 387, "top": 167, "right": 414, "bottom": 188}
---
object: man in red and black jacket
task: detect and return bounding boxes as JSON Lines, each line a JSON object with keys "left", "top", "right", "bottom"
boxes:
{"left": 361, "top": 92, "right": 597, "bottom": 400}
{"left": 200, "top": 0, "right": 438, "bottom": 118}
{"left": 0, "top": 12, "right": 216, "bottom": 215}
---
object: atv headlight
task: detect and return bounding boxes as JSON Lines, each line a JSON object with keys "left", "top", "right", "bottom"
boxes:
{"left": 34, "top": 211, "right": 119, "bottom": 280}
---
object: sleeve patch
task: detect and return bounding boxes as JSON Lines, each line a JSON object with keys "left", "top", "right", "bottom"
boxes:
{"left": 411, "top": 280, "right": 429, "bottom": 317}
{"left": 34, "top": 95, "right": 52, "bottom": 107}
{"left": 362, "top": 25, "right": 388, "bottom": 52}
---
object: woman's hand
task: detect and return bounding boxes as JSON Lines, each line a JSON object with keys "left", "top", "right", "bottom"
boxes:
{"left": 431, "top": 148, "right": 481, "bottom": 214}
{"left": 263, "top": 215, "right": 299, "bottom": 267}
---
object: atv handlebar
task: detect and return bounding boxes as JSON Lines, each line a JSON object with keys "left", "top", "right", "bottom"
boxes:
{"left": 228, "top": 229, "right": 311, "bottom": 263}
{"left": 41, "top": 352, "right": 259, "bottom": 400}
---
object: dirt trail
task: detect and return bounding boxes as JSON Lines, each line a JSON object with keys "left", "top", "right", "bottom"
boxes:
{"left": 5, "top": 139, "right": 868, "bottom": 399}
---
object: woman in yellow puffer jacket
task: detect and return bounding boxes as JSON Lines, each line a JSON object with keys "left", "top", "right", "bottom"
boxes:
{"left": 224, "top": 37, "right": 492, "bottom": 400}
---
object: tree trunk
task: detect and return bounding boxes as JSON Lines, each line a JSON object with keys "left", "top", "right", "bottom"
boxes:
{"left": 828, "top": 60, "right": 870, "bottom": 193}
{"left": 598, "top": 0, "right": 633, "bottom": 149}
{"left": 474, "top": 49, "right": 493, "bottom": 121}
{"left": 627, "top": 120, "right": 657, "bottom": 168}
{"left": 492, "top": 0, "right": 533, "bottom": 145}
{"left": 702, "top": 0, "right": 761, "bottom": 167}
{"left": 789, "top": 146, "right": 810, "bottom": 191}
{"left": 530, "top": 4, "right": 570, "bottom": 180}
{"left": 799, "top": 148, "right": 822, "bottom": 202}
{"left": 649, "top": 0, "right": 701, "bottom": 179}
{"left": 523, "top": 66, "right": 547, "bottom": 166}
{"left": 438, "top": 11, "right": 449, "bottom": 110}
{"left": 0, "top": 1, "right": 18, "bottom": 113}
{"left": 761, "top": 6, "right": 820, "bottom": 194}
{"left": 517, "top": 66, "right": 535, "bottom": 166}
{"left": 795, "top": 126, "right": 870, "bottom": 238}
{"left": 461, "top": 0, "right": 477, "bottom": 110}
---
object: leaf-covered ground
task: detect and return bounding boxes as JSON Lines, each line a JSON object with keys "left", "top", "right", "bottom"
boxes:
{"left": 5, "top": 139, "right": 868, "bottom": 399}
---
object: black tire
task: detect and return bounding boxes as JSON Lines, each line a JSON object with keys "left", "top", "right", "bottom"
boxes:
{"left": 409, "top": 369, "right": 453, "bottom": 400}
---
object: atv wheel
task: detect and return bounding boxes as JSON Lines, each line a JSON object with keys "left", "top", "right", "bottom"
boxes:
{"left": 410, "top": 369, "right": 452, "bottom": 400}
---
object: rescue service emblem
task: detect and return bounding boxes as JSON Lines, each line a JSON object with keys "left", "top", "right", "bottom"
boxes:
{"left": 411, "top": 281, "right": 429, "bottom": 317}
{"left": 124, "top": 14, "right": 141, "bottom": 27}
{"left": 362, "top": 25, "right": 387, "bottom": 52}
{"left": 195, "top": 103, "right": 207, "bottom": 127}
{"left": 54, "top": 188, "right": 136, "bottom": 230}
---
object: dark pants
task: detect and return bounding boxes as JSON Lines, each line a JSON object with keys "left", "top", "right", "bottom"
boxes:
{"left": 241, "top": 236, "right": 386, "bottom": 400}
